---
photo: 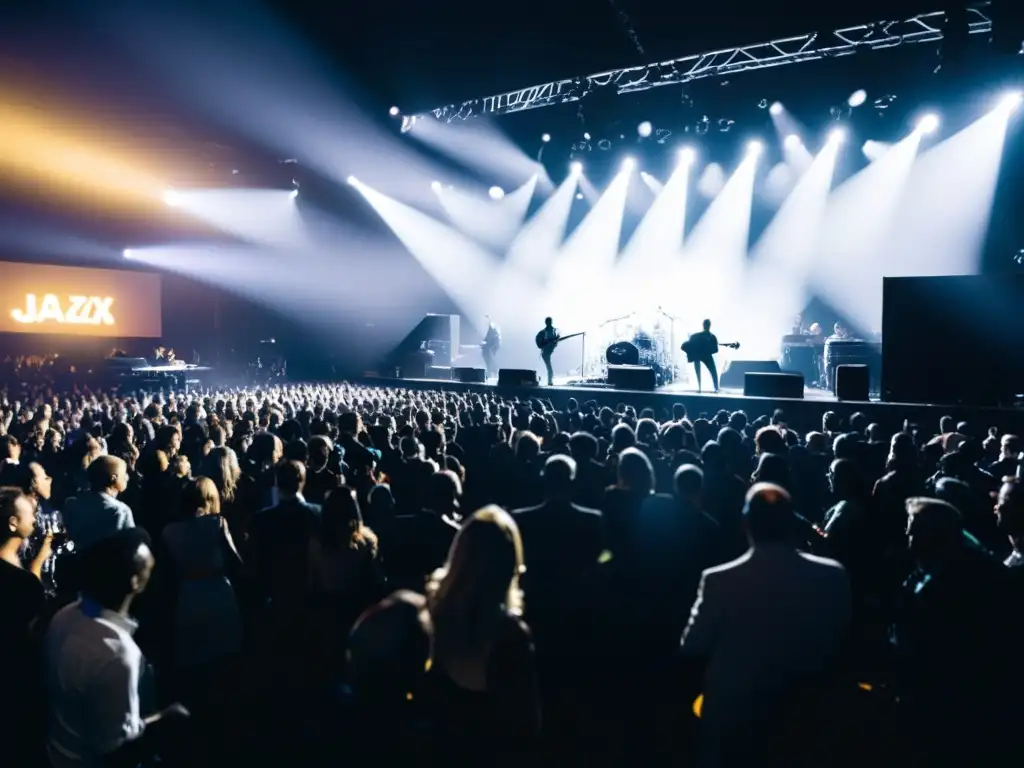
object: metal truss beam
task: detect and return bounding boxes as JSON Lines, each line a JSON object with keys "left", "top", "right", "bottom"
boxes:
{"left": 408, "top": 4, "right": 992, "bottom": 129}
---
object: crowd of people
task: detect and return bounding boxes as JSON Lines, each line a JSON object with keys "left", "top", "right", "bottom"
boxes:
{"left": 2, "top": 380, "right": 1023, "bottom": 767}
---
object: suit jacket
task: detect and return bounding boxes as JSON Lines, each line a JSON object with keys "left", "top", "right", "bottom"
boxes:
{"left": 512, "top": 499, "right": 605, "bottom": 652}
{"left": 682, "top": 544, "right": 850, "bottom": 766}
{"left": 248, "top": 496, "right": 322, "bottom": 608}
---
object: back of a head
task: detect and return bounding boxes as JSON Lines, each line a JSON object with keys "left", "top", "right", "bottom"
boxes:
{"left": 755, "top": 426, "right": 787, "bottom": 456}
{"left": 427, "top": 470, "right": 461, "bottom": 511}
{"left": 430, "top": 506, "right": 523, "bottom": 628}
{"left": 569, "top": 431, "right": 598, "bottom": 461}
{"left": 308, "top": 435, "right": 332, "bottom": 471}
{"left": 743, "top": 482, "right": 794, "bottom": 545}
{"left": 181, "top": 477, "right": 221, "bottom": 517}
{"left": 350, "top": 591, "right": 432, "bottom": 700}
{"left": 906, "top": 497, "right": 964, "bottom": 564}
{"left": 543, "top": 454, "right": 576, "bottom": 498}
{"left": 78, "top": 528, "right": 154, "bottom": 608}
{"left": 276, "top": 460, "right": 306, "bottom": 496}
{"left": 87, "top": 455, "right": 125, "bottom": 493}
{"left": 617, "top": 447, "right": 654, "bottom": 495}
{"left": 674, "top": 464, "right": 703, "bottom": 500}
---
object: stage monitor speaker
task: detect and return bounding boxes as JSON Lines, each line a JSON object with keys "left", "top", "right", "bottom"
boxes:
{"left": 425, "top": 366, "right": 451, "bottom": 381}
{"left": 498, "top": 368, "right": 538, "bottom": 387}
{"left": 453, "top": 367, "right": 486, "bottom": 383}
{"left": 835, "top": 364, "right": 870, "bottom": 401}
{"left": 720, "top": 359, "right": 782, "bottom": 389}
{"left": 744, "top": 372, "right": 804, "bottom": 399}
{"left": 607, "top": 364, "right": 657, "bottom": 390}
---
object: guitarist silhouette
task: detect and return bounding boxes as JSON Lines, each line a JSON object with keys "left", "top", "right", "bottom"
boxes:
{"left": 681, "top": 319, "right": 738, "bottom": 393}
{"left": 536, "top": 317, "right": 559, "bottom": 385}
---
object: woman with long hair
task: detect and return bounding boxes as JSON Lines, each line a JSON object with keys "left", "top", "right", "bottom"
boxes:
{"left": 426, "top": 505, "right": 539, "bottom": 763}
{"left": 307, "top": 487, "right": 383, "bottom": 682}
{"left": 159, "top": 477, "right": 243, "bottom": 764}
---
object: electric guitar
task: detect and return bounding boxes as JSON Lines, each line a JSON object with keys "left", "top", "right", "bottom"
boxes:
{"left": 535, "top": 330, "right": 585, "bottom": 350}
{"left": 681, "top": 340, "right": 740, "bottom": 363}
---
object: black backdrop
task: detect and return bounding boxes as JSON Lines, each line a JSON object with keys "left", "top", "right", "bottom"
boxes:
{"left": 882, "top": 274, "right": 1024, "bottom": 406}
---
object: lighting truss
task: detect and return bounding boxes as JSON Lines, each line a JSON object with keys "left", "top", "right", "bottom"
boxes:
{"left": 408, "top": 4, "right": 993, "bottom": 128}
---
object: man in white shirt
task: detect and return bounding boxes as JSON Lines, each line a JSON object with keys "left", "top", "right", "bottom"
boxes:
{"left": 46, "top": 528, "right": 186, "bottom": 767}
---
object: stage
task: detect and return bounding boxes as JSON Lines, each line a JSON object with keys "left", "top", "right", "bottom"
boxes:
{"left": 364, "top": 375, "right": 1024, "bottom": 434}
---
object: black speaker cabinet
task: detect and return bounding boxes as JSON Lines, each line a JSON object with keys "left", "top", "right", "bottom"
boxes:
{"left": 425, "top": 366, "right": 452, "bottom": 381}
{"left": 607, "top": 364, "right": 657, "bottom": 390}
{"left": 744, "top": 372, "right": 804, "bottom": 399}
{"left": 835, "top": 364, "right": 870, "bottom": 401}
{"left": 453, "top": 367, "right": 486, "bottom": 383}
{"left": 497, "top": 368, "right": 538, "bottom": 387}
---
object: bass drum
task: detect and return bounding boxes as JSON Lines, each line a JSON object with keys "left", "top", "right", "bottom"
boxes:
{"left": 606, "top": 341, "right": 640, "bottom": 366}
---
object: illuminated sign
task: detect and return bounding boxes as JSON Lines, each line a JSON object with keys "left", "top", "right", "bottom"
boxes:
{"left": 0, "top": 262, "right": 161, "bottom": 338}
{"left": 12, "top": 294, "right": 115, "bottom": 326}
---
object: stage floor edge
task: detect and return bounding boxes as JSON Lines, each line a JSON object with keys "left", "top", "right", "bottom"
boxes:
{"left": 360, "top": 376, "right": 1024, "bottom": 432}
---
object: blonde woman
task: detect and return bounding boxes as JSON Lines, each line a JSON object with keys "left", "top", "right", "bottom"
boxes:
{"left": 426, "top": 505, "right": 539, "bottom": 763}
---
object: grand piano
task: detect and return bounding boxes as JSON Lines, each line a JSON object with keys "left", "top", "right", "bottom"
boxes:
{"left": 103, "top": 357, "right": 211, "bottom": 392}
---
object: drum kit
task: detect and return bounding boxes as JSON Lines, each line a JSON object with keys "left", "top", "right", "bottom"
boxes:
{"left": 595, "top": 310, "right": 677, "bottom": 385}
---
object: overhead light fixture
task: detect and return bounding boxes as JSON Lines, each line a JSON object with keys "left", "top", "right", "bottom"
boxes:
{"left": 621, "top": 157, "right": 636, "bottom": 172}
{"left": 916, "top": 113, "right": 940, "bottom": 134}
{"left": 784, "top": 134, "right": 801, "bottom": 149}
{"left": 430, "top": 180, "right": 442, "bottom": 192}
{"left": 678, "top": 146, "right": 696, "bottom": 164}
{"left": 289, "top": 189, "right": 299, "bottom": 200}
{"left": 575, "top": 192, "right": 584, "bottom": 200}
{"left": 488, "top": 186, "right": 505, "bottom": 200}
{"left": 747, "top": 140, "right": 764, "bottom": 155}
{"left": 346, "top": 175, "right": 357, "bottom": 186}
{"left": 541, "top": 133, "right": 551, "bottom": 143}
{"left": 388, "top": 106, "right": 400, "bottom": 116}
{"left": 769, "top": 102, "right": 783, "bottom": 116}
{"left": 848, "top": 89, "right": 868, "bottom": 108}
{"left": 637, "top": 121, "right": 653, "bottom": 138}
{"left": 122, "top": 248, "right": 133, "bottom": 259}
{"left": 162, "top": 189, "right": 181, "bottom": 207}
{"left": 583, "top": 132, "right": 591, "bottom": 140}
{"left": 828, "top": 127, "right": 846, "bottom": 144}
{"left": 569, "top": 160, "right": 583, "bottom": 174}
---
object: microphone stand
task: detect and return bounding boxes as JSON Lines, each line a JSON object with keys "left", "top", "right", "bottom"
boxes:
{"left": 656, "top": 306, "right": 678, "bottom": 383}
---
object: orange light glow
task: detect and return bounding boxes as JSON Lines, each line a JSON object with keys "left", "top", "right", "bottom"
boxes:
{"left": 0, "top": 91, "right": 172, "bottom": 209}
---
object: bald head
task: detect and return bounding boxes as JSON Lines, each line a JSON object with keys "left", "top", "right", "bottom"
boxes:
{"left": 743, "top": 482, "right": 794, "bottom": 545}
{"left": 543, "top": 454, "right": 576, "bottom": 499}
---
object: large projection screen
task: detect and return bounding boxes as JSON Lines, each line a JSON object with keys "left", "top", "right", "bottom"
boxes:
{"left": 0, "top": 262, "right": 162, "bottom": 338}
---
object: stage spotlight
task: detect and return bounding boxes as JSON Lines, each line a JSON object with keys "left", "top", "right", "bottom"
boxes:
{"left": 769, "top": 102, "right": 783, "bottom": 116}
{"left": 541, "top": 133, "right": 551, "bottom": 143}
{"left": 621, "top": 157, "right": 636, "bottom": 172}
{"left": 569, "top": 160, "right": 583, "bottom": 174}
{"left": 828, "top": 127, "right": 845, "bottom": 144}
{"left": 430, "top": 180, "right": 442, "bottom": 193}
{"left": 784, "top": 134, "right": 801, "bottom": 149}
{"left": 747, "top": 140, "right": 764, "bottom": 155}
{"left": 916, "top": 113, "right": 940, "bottom": 134}
{"left": 346, "top": 175, "right": 357, "bottom": 186}
{"left": 999, "top": 90, "right": 1023, "bottom": 112}
{"left": 162, "top": 189, "right": 181, "bottom": 207}
{"left": 678, "top": 146, "right": 696, "bottom": 164}
{"left": 637, "top": 121, "right": 653, "bottom": 138}
{"left": 289, "top": 189, "right": 299, "bottom": 200}
{"left": 388, "top": 106, "right": 400, "bottom": 116}
{"left": 583, "top": 132, "right": 591, "bottom": 140}
{"left": 488, "top": 186, "right": 505, "bottom": 200}
{"left": 575, "top": 192, "right": 584, "bottom": 200}
{"left": 122, "top": 248, "right": 133, "bottom": 259}
{"left": 848, "top": 89, "right": 867, "bottom": 108}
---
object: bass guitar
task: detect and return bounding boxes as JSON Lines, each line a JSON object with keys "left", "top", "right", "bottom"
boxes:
{"left": 535, "top": 331, "right": 585, "bottom": 350}
{"left": 681, "top": 340, "right": 740, "bottom": 363}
